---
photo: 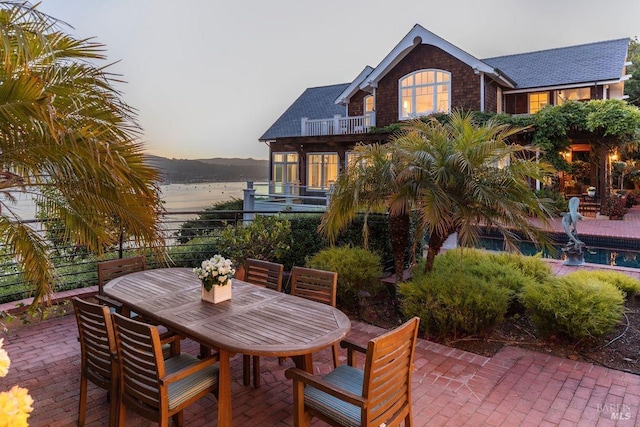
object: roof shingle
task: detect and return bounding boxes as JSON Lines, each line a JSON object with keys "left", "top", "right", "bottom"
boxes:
{"left": 483, "top": 38, "right": 629, "bottom": 89}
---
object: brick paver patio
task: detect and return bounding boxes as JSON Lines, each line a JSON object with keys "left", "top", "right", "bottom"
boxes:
{"left": 2, "top": 206, "right": 640, "bottom": 426}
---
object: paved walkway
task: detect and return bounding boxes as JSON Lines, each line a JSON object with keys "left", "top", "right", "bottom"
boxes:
{"left": 2, "top": 207, "right": 640, "bottom": 426}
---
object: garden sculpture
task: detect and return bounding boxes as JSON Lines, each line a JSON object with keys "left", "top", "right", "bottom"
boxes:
{"left": 561, "top": 197, "right": 585, "bottom": 266}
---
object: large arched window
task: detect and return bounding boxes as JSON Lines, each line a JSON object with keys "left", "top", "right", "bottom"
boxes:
{"left": 399, "top": 70, "right": 451, "bottom": 119}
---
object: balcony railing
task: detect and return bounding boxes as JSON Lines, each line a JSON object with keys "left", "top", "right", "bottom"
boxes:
{"left": 301, "top": 113, "right": 375, "bottom": 136}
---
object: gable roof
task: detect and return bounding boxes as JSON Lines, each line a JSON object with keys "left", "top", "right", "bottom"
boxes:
{"left": 483, "top": 38, "right": 629, "bottom": 90}
{"left": 335, "top": 24, "right": 515, "bottom": 104}
{"left": 259, "top": 83, "right": 349, "bottom": 141}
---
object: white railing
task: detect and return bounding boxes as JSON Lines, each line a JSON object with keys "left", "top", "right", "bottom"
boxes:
{"left": 301, "top": 113, "right": 375, "bottom": 136}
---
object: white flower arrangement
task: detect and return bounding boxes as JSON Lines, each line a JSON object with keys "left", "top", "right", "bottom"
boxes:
{"left": 193, "top": 254, "right": 235, "bottom": 291}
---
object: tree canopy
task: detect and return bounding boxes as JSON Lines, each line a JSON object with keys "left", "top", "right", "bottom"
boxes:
{"left": 0, "top": 2, "right": 166, "bottom": 307}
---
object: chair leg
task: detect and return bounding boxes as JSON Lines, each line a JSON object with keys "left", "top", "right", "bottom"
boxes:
{"left": 332, "top": 343, "right": 339, "bottom": 368}
{"left": 291, "top": 378, "right": 312, "bottom": 427}
{"left": 406, "top": 411, "right": 414, "bottom": 427}
{"left": 108, "top": 375, "right": 119, "bottom": 427}
{"left": 253, "top": 356, "right": 261, "bottom": 388}
{"left": 172, "top": 411, "right": 184, "bottom": 427}
{"left": 243, "top": 354, "right": 251, "bottom": 386}
{"left": 78, "top": 375, "right": 87, "bottom": 426}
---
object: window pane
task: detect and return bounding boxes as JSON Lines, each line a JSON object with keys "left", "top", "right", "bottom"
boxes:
{"left": 364, "top": 95, "right": 374, "bottom": 112}
{"left": 308, "top": 155, "right": 321, "bottom": 189}
{"left": 324, "top": 154, "right": 338, "bottom": 188}
{"left": 529, "top": 92, "right": 549, "bottom": 114}
{"left": 425, "top": 71, "right": 435, "bottom": 84}
{"left": 401, "top": 89, "right": 412, "bottom": 116}
{"left": 273, "top": 153, "right": 283, "bottom": 163}
{"left": 286, "top": 153, "right": 298, "bottom": 162}
{"left": 415, "top": 86, "right": 433, "bottom": 113}
{"left": 400, "top": 75, "right": 413, "bottom": 87}
{"left": 436, "top": 85, "right": 449, "bottom": 111}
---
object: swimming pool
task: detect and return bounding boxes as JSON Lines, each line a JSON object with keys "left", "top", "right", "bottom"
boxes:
{"left": 475, "top": 237, "right": 640, "bottom": 269}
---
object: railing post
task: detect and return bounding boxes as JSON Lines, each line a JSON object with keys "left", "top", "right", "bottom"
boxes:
{"left": 301, "top": 117, "right": 308, "bottom": 136}
{"left": 243, "top": 181, "right": 256, "bottom": 223}
{"left": 333, "top": 115, "right": 341, "bottom": 135}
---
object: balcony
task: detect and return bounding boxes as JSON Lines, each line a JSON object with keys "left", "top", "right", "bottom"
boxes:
{"left": 301, "top": 112, "right": 375, "bottom": 136}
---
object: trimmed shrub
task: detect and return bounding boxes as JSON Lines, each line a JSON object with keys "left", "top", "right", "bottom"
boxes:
{"left": 398, "top": 267, "right": 511, "bottom": 340}
{"left": 561, "top": 270, "right": 640, "bottom": 299}
{"left": 217, "top": 215, "right": 291, "bottom": 267}
{"left": 521, "top": 276, "right": 624, "bottom": 341}
{"left": 431, "top": 249, "right": 546, "bottom": 313}
{"left": 306, "top": 245, "right": 383, "bottom": 312}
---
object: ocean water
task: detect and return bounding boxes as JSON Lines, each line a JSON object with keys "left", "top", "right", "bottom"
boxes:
{"left": 4, "top": 182, "right": 247, "bottom": 221}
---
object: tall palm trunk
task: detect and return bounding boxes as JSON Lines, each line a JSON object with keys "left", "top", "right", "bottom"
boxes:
{"left": 424, "top": 231, "right": 448, "bottom": 273}
{"left": 388, "top": 213, "right": 410, "bottom": 284}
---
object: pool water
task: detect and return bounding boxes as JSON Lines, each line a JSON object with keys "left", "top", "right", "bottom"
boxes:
{"left": 475, "top": 237, "right": 640, "bottom": 270}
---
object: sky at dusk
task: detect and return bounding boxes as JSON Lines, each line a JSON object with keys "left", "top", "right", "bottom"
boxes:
{"left": 37, "top": 0, "right": 640, "bottom": 161}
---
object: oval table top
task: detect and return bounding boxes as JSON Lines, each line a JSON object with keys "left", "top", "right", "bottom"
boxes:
{"left": 103, "top": 267, "right": 352, "bottom": 357}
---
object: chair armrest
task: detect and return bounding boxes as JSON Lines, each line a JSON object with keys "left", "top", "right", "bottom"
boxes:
{"left": 160, "top": 332, "right": 183, "bottom": 356}
{"left": 340, "top": 340, "right": 367, "bottom": 367}
{"left": 160, "top": 354, "right": 220, "bottom": 386}
{"left": 285, "top": 367, "right": 366, "bottom": 408}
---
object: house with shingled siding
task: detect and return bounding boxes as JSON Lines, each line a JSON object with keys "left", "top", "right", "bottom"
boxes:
{"left": 259, "top": 24, "right": 630, "bottom": 201}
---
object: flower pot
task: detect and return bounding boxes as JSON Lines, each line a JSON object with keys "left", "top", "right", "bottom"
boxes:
{"left": 587, "top": 189, "right": 596, "bottom": 198}
{"left": 201, "top": 281, "right": 232, "bottom": 303}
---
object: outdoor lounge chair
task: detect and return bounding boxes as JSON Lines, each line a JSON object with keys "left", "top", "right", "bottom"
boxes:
{"left": 285, "top": 316, "right": 420, "bottom": 427}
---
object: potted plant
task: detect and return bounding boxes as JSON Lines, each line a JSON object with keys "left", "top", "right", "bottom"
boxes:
{"left": 217, "top": 215, "right": 291, "bottom": 279}
{"left": 587, "top": 186, "right": 596, "bottom": 198}
{"left": 193, "top": 254, "right": 235, "bottom": 303}
{"left": 601, "top": 196, "right": 628, "bottom": 220}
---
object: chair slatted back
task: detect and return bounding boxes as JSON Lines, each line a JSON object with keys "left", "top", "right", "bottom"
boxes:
{"left": 244, "top": 258, "right": 284, "bottom": 292}
{"left": 112, "top": 312, "right": 166, "bottom": 417}
{"left": 73, "top": 298, "right": 116, "bottom": 389}
{"left": 73, "top": 297, "right": 119, "bottom": 427}
{"left": 290, "top": 266, "right": 337, "bottom": 307}
{"left": 362, "top": 317, "right": 420, "bottom": 426}
{"left": 97, "top": 256, "right": 146, "bottom": 293}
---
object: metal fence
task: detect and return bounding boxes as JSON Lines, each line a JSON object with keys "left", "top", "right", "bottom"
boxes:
{"left": 0, "top": 209, "right": 326, "bottom": 304}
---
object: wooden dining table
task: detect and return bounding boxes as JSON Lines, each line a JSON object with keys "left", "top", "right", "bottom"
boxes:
{"left": 103, "top": 267, "right": 351, "bottom": 427}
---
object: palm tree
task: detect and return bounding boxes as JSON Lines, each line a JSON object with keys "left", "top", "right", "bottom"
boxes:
{"left": 319, "top": 142, "right": 416, "bottom": 284}
{"left": 395, "top": 111, "right": 556, "bottom": 272}
{"left": 0, "top": 2, "right": 165, "bottom": 308}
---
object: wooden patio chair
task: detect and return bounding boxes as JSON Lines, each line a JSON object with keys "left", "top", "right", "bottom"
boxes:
{"left": 248, "top": 266, "right": 339, "bottom": 388}
{"left": 285, "top": 317, "right": 420, "bottom": 427}
{"left": 96, "top": 256, "right": 146, "bottom": 316}
{"left": 111, "top": 312, "right": 219, "bottom": 427}
{"left": 291, "top": 266, "right": 339, "bottom": 367}
{"left": 73, "top": 297, "right": 119, "bottom": 427}
{"left": 242, "top": 258, "right": 284, "bottom": 386}
{"left": 244, "top": 258, "right": 284, "bottom": 292}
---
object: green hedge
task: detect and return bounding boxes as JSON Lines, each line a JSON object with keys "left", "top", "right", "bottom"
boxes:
{"left": 521, "top": 276, "right": 624, "bottom": 340}
{"left": 306, "top": 245, "right": 383, "bottom": 311}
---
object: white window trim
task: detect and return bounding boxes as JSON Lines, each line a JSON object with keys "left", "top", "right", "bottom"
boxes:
{"left": 272, "top": 152, "right": 299, "bottom": 194}
{"left": 398, "top": 69, "right": 451, "bottom": 120}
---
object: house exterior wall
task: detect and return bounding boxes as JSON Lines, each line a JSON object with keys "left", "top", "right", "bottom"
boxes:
{"left": 348, "top": 90, "right": 368, "bottom": 117}
{"left": 374, "top": 44, "right": 481, "bottom": 127}
{"left": 483, "top": 80, "right": 499, "bottom": 113}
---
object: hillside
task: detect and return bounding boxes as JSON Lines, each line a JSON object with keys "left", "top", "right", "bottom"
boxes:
{"left": 147, "top": 155, "right": 269, "bottom": 183}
